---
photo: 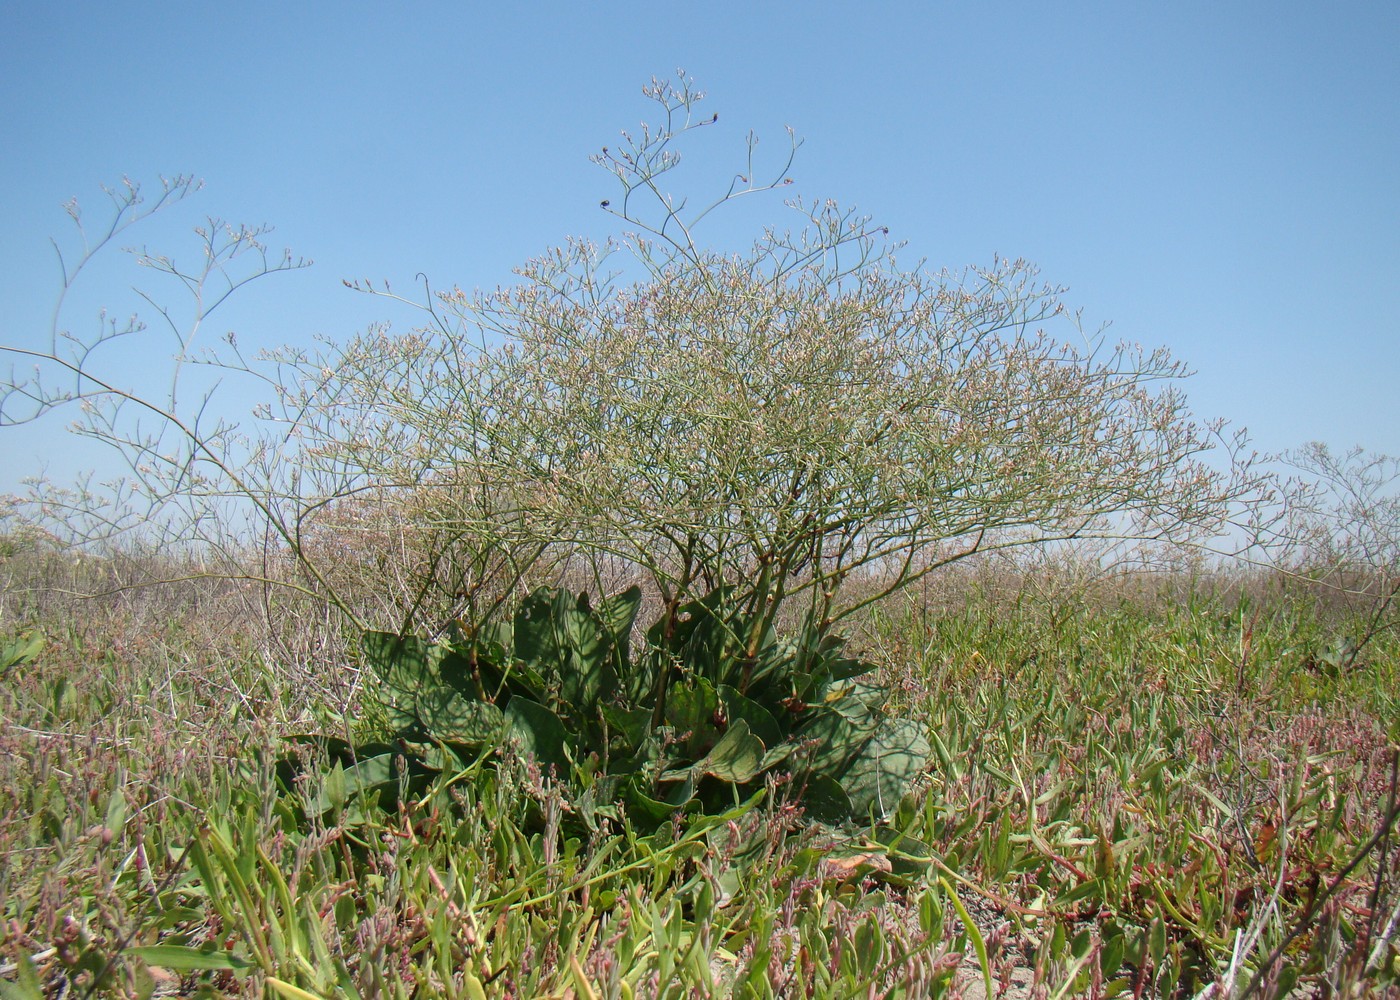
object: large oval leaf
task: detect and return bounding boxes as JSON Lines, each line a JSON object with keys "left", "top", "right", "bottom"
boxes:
{"left": 839, "top": 718, "right": 931, "bottom": 821}
{"left": 504, "top": 697, "right": 572, "bottom": 771}
{"left": 800, "top": 773, "right": 854, "bottom": 825}
{"left": 416, "top": 689, "right": 505, "bottom": 744}
{"left": 698, "top": 719, "right": 765, "bottom": 784}
{"left": 515, "top": 587, "right": 621, "bottom": 716}
{"left": 664, "top": 678, "right": 722, "bottom": 758}
{"left": 792, "top": 703, "right": 879, "bottom": 775}
{"left": 717, "top": 684, "right": 783, "bottom": 746}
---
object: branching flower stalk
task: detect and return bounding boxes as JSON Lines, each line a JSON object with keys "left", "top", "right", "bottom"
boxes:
{"left": 3, "top": 75, "right": 1265, "bottom": 722}
{"left": 0, "top": 177, "right": 386, "bottom": 632}
{"left": 1250, "top": 444, "right": 1400, "bottom": 671}
{"left": 307, "top": 74, "right": 1265, "bottom": 733}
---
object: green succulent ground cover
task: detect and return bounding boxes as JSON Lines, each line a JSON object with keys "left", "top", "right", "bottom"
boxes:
{"left": 1, "top": 565, "right": 1397, "bottom": 998}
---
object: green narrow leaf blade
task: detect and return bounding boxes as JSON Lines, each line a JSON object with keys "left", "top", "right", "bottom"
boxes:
{"left": 126, "top": 944, "right": 255, "bottom": 972}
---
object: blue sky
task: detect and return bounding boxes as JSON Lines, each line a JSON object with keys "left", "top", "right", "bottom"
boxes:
{"left": 2, "top": 2, "right": 1398, "bottom": 495}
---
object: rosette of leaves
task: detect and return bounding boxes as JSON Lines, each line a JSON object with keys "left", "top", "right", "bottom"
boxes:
{"left": 645, "top": 587, "right": 931, "bottom": 823}
{"left": 291, "top": 584, "right": 928, "bottom": 829}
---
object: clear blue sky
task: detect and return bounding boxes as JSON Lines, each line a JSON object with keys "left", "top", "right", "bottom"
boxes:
{"left": 3, "top": 2, "right": 1398, "bottom": 495}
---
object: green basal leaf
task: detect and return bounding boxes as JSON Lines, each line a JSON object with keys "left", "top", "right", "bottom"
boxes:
{"left": 416, "top": 686, "right": 505, "bottom": 743}
{"left": 840, "top": 718, "right": 930, "bottom": 821}
{"left": 477, "top": 619, "right": 514, "bottom": 657}
{"left": 800, "top": 773, "right": 854, "bottom": 824}
{"left": 488, "top": 656, "right": 547, "bottom": 704}
{"left": 504, "top": 697, "right": 572, "bottom": 770}
{"left": 515, "top": 587, "right": 621, "bottom": 717}
{"left": 593, "top": 584, "right": 643, "bottom": 656}
{"left": 362, "top": 631, "right": 493, "bottom": 734}
{"left": 702, "top": 787, "right": 768, "bottom": 826}
{"left": 304, "top": 752, "right": 404, "bottom": 815}
{"left": 793, "top": 703, "right": 879, "bottom": 775}
{"left": 624, "top": 776, "right": 690, "bottom": 824}
{"left": 432, "top": 645, "right": 485, "bottom": 696}
{"left": 664, "top": 678, "right": 723, "bottom": 757}
{"left": 362, "top": 630, "right": 424, "bottom": 681}
{"left": 601, "top": 704, "right": 652, "bottom": 748}
{"left": 342, "top": 753, "right": 399, "bottom": 788}
{"left": 574, "top": 773, "right": 624, "bottom": 829}
{"left": 413, "top": 739, "right": 486, "bottom": 772}
{"left": 843, "top": 676, "right": 892, "bottom": 708}
{"left": 796, "top": 655, "right": 871, "bottom": 701}
{"left": 661, "top": 770, "right": 698, "bottom": 807}
{"left": 743, "top": 636, "right": 796, "bottom": 697}
{"left": 823, "top": 692, "right": 879, "bottom": 726}
{"left": 758, "top": 742, "right": 799, "bottom": 772}
{"left": 362, "top": 631, "right": 430, "bottom": 728}
{"left": 352, "top": 584, "right": 919, "bottom": 827}
{"left": 649, "top": 586, "right": 745, "bottom": 682}
{"left": 280, "top": 733, "right": 357, "bottom": 762}
{"left": 615, "top": 730, "right": 667, "bottom": 775}
{"left": 698, "top": 719, "right": 765, "bottom": 783}
{"left": 717, "top": 684, "right": 783, "bottom": 746}
{"left": 322, "top": 760, "right": 348, "bottom": 813}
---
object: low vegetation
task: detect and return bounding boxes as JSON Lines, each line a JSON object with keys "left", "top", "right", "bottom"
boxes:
{"left": 1, "top": 558, "right": 1397, "bottom": 997}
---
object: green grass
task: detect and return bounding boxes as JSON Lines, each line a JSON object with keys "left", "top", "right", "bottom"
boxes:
{"left": 1, "top": 564, "right": 1397, "bottom": 998}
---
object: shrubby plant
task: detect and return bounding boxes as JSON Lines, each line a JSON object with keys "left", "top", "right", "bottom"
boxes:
{"left": 314, "top": 75, "right": 1252, "bottom": 638}
{"left": 2, "top": 73, "right": 1259, "bottom": 830}
{"left": 1251, "top": 443, "right": 1400, "bottom": 673}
